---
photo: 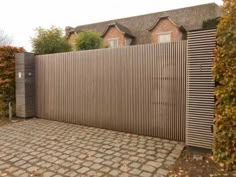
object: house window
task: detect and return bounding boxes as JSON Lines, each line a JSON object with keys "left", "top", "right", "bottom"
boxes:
{"left": 109, "top": 39, "right": 119, "bottom": 48}
{"left": 157, "top": 32, "right": 171, "bottom": 43}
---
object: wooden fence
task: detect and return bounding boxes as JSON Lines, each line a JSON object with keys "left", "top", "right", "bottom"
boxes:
{"left": 186, "top": 29, "right": 216, "bottom": 148}
{"left": 35, "top": 41, "right": 187, "bottom": 141}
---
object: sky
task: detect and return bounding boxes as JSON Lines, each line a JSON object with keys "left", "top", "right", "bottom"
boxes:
{"left": 0, "top": 0, "right": 222, "bottom": 52}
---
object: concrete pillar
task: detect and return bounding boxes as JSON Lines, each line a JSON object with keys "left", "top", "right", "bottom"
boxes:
{"left": 15, "top": 52, "right": 35, "bottom": 118}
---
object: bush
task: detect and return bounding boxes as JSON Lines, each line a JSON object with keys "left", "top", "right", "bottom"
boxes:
{"left": 32, "top": 26, "right": 71, "bottom": 54}
{"left": 202, "top": 17, "right": 220, "bottom": 29}
{"left": 75, "top": 31, "right": 103, "bottom": 50}
{"left": 0, "top": 46, "right": 25, "bottom": 117}
{"left": 213, "top": 0, "right": 236, "bottom": 170}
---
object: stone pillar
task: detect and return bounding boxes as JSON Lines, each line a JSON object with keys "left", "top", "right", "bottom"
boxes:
{"left": 15, "top": 52, "right": 35, "bottom": 118}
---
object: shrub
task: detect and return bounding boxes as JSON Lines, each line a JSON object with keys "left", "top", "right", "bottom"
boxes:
{"left": 32, "top": 26, "right": 71, "bottom": 54}
{"left": 213, "top": 0, "right": 236, "bottom": 170}
{"left": 0, "top": 46, "right": 25, "bottom": 117}
{"left": 75, "top": 31, "right": 103, "bottom": 50}
{"left": 202, "top": 17, "right": 220, "bottom": 29}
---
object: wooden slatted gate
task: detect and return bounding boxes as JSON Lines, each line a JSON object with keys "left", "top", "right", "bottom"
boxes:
{"left": 34, "top": 41, "right": 187, "bottom": 141}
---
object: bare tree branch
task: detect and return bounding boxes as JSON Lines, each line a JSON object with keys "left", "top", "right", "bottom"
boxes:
{"left": 0, "top": 29, "right": 12, "bottom": 45}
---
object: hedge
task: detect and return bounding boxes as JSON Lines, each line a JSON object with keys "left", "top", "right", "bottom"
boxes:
{"left": 0, "top": 46, "right": 25, "bottom": 117}
{"left": 213, "top": 0, "right": 236, "bottom": 170}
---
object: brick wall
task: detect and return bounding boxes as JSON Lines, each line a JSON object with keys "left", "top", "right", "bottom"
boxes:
{"left": 102, "top": 27, "right": 125, "bottom": 47}
{"left": 150, "top": 19, "right": 185, "bottom": 43}
{"left": 67, "top": 19, "right": 185, "bottom": 49}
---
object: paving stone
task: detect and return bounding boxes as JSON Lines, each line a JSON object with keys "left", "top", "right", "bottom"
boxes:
{"left": 5, "top": 166, "right": 18, "bottom": 173}
{"left": 65, "top": 171, "right": 78, "bottom": 177}
{"left": 102, "top": 160, "right": 113, "bottom": 166}
{"left": 67, "top": 156, "right": 77, "bottom": 162}
{"left": 164, "top": 160, "right": 175, "bottom": 167}
{"left": 0, "top": 164, "right": 10, "bottom": 170}
{"left": 87, "top": 170, "right": 97, "bottom": 176}
{"left": 121, "top": 159, "right": 131, "bottom": 165}
{"left": 13, "top": 169, "right": 25, "bottom": 176}
{"left": 9, "top": 157, "right": 19, "bottom": 163}
{"left": 130, "top": 156, "right": 139, "bottom": 161}
{"left": 53, "top": 175, "right": 64, "bottom": 177}
{"left": 61, "top": 161, "right": 72, "bottom": 167}
{"left": 120, "top": 165, "right": 130, "bottom": 172}
{"left": 91, "top": 163, "right": 103, "bottom": 170}
{"left": 42, "top": 171, "right": 55, "bottom": 177}
{"left": 129, "top": 162, "right": 141, "bottom": 168}
{"left": 19, "top": 173, "right": 29, "bottom": 177}
{"left": 57, "top": 168, "right": 68, "bottom": 174}
{"left": 94, "top": 158, "right": 104, "bottom": 163}
{"left": 40, "top": 162, "right": 52, "bottom": 168}
{"left": 0, "top": 119, "right": 182, "bottom": 177}
{"left": 27, "top": 166, "right": 39, "bottom": 172}
{"left": 146, "top": 161, "right": 162, "bottom": 168}
{"left": 140, "top": 171, "right": 152, "bottom": 177}
{"left": 156, "top": 168, "right": 169, "bottom": 176}
{"left": 77, "top": 167, "right": 89, "bottom": 173}
{"left": 100, "top": 166, "right": 111, "bottom": 173}
{"left": 70, "top": 164, "right": 81, "bottom": 170}
{"left": 112, "top": 162, "right": 121, "bottom": 168}
{"left": 82, "top": 161, "right": 93, "bottom": 167}
{"left": 109, "top": 169, "right": 120, "bottom": 176}
{"left": 14, "top": 160, "right": 26, "bottom": 166}
{"left": 129, "top": 168, "right": 142, "bottom": 175}
{"left": 119, "top": 172, "right": 130, "bottom": 177}
{"left": 141, "top": 164, "right": 156, "bottom": 173}
{"left": 49, "top": 164, "right": 60, "bottom": 172}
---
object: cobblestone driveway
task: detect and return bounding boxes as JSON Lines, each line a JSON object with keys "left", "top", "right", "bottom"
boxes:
{"left": 0, "top": 119, "right": 184, "bottom": 177}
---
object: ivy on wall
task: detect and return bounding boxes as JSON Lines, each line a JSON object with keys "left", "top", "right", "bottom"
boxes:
{"left": 213, "top": 0, "right": 236, "bottom": 170}
{"left": 0, "top": 46, "right": 25, "bottom": 117}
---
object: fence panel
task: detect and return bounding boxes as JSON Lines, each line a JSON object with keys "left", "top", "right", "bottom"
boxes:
{"left": 186, "top": 29, "right": 216, "bottom": 148}
{"left": 35, "top": 41, "right": 187, "bottom": 141}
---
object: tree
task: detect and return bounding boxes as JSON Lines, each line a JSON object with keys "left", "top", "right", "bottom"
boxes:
{"left": 0, "top": 46, "right": 25, "bottom": 117}
{"left": 0, "top": 29, "right": 12, "bottom": 45}
{"left": 75, "top": 31, "right": 103, "bottom": 50}
{"left": 213, "top": 0, "right": 236, "bottom": 170}
{"left": 32, "top": 26, "right": 71, "bottom": 54}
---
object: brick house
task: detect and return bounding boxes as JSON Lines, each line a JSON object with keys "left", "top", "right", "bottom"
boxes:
{"left": 66, "top": 3, "right": 221, "bottom": 48}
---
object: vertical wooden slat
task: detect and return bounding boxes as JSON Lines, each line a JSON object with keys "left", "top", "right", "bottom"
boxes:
{"left": 35, "top": 41, "right": 187, "bottom": 141}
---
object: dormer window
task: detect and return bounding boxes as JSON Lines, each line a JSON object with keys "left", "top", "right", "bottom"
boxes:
{"left": 109, "top": 38, "right": 119, "bottom": 48}
{"left": 157, "top": 32, "right": 171, "bottom": 43}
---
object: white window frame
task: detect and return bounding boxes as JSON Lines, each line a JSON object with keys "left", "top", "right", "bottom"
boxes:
{"left": 108, "top": 38, "right": 119, "bottom": 48}
{"left": 157, "top": 32, "right": 171, "bottom": 43}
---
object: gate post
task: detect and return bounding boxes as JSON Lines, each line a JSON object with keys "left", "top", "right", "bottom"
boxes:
{"left": 15, "top": 52, "right": 35, "bottom": 118}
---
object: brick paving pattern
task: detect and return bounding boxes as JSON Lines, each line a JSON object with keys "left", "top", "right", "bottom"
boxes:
{"left": 0, "top": 119, "right": 184, "bottom": 177}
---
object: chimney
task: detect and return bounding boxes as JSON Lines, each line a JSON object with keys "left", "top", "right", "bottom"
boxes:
{"left": 65, "top": 26, "right": 74, "bottom": 36}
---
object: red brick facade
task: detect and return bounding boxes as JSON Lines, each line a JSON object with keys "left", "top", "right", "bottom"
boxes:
{"left": 150, "top": 18, "right": 185, "bottom": 43}
{"left": 102, "top": 27, "right": 125, "bottom": 47}
{"left": 67, "top": 18, "right": 186, "bottom": 49}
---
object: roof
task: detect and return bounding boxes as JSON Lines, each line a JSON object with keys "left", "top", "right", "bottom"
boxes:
{"left": 101, "top": 22, "right": 135, "bottom": 38}
{"left": 147, "top": 16, "right": 186, "bottom": 32}
{"left": 68, "top": 3, "right": 221, "bottom": 44}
